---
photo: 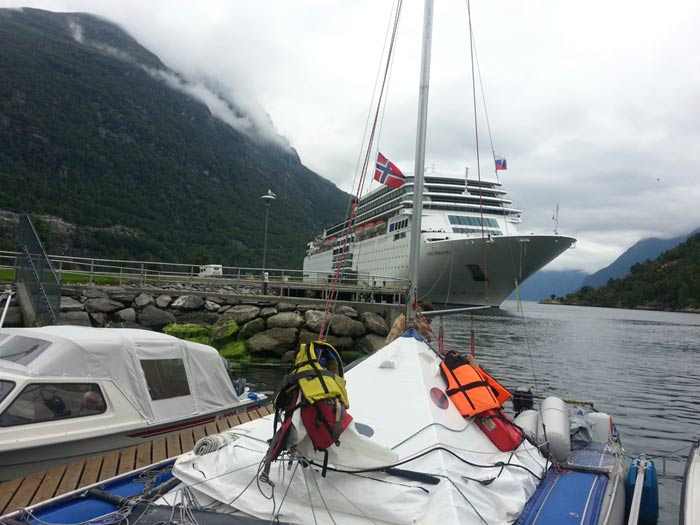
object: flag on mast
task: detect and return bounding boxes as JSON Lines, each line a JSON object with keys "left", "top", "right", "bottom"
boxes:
{"left": 495, "top": 157, "right": 507, "bottom": 171}
{"left": 374, "top": 152, "right": 406, "bottom": 189}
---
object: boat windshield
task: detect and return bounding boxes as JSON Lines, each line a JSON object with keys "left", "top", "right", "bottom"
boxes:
{"left": 0, "top": 380, "right": 14, "bottom": 404}
{"left": 0, "top": 335, "right": 51, "bottom": 365}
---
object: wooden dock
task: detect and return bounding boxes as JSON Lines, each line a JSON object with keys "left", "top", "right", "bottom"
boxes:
{"left": 0, "top": 404, "right": 273, "bottom": 517}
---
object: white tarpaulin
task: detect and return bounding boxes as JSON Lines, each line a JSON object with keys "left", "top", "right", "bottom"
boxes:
{"left": 171, "top": 336, "right": 547, "bottom": 524}
{"left": 0, "top": 326, "right": 240, "bottom": 423}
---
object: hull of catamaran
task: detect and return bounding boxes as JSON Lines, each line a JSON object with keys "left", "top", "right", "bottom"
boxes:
{"left": 681, "top": 441, "right": 700, "bottom": 524}
{"left": 304, "top": 232, "right": 575, "bottom": 306}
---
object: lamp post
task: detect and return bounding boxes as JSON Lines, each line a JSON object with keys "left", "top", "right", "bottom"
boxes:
{"left": 260, "top": 189, "right": 276, "bottom": 272}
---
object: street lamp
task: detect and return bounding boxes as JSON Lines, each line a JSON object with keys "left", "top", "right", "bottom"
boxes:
{"left": 260, "top": 189, "right": 277, "bottom": 271}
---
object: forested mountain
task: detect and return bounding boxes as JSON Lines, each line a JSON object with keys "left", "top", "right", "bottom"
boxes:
{"left": 559, "top": 233, "right": 700, "bottom": 311}
{"left": 582, "top": 231, "right": 692, "bottom": 289}
{"left": 0, "top": 8, "right": 349, "bottom": 266}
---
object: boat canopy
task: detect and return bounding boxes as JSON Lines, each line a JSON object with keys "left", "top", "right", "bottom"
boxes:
{"left": 0, "top": 326, "right": 240, "bottom": 422}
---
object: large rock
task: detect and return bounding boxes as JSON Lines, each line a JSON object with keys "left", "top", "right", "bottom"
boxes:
{"left": 267, "top": 312, "right": 304, "bottom": 329}
{"left": 297, "top": 303, "right": 324, "bottom": 312}
{"left": 298, "top": 330, "right": 353, "bottom": 351}
{"left": 89, "top": 312, "right": 106, "bottom": 327}
{"left": 138, "top": 305, "right": 176, "bottom": 329}
{"left": 171, "top": 295, "right": 204, "bottom": 310}
{"left": 360, "top": 311, "right": 389, "bottom": 336}
{"left": 155, "top": 294, "right": 172, "bottom": 308}
{"left": 134, "top": 293, "right": 154, "bottom": 308}
{"left": 204, "top": 300, "right": 220, "bottom": 312}
{"left": 304, "top": 310, "right": 330, "bottom": 332}
{"left": 259, "top": 307, "right": 277, "bottom": 318}
{"left": 336, "top": 305, "right": 358, "bottom": 318}
{"left": 356, "top": 334, "right": 386, "bottom": 354}
{"left": 60, "top": 296, "right": 84, "bottom": 312}
{"left": 329, "top": 314, "right": 365, "bottom": 337}
{"left": 211, "top": 319, "right": 239, "bottom": 345}
{"left": 115, "top": 307, "right": 137, "bottom": 323}
{"left": 239, "top": 317, "right": 266, "bottom": 339}
{"left": 110, "top": 291, "right": 138, "bottom": 304}
{"left": 247, "top": 327, "right": 298, "bottom": 355}
{"left": 276, "top": 302, "right": 297, "bottom": 312}
{"left": 59, "top": 310, "right": 91, "bottom": 327}
{"left": 224, "top": 305, "right": 261, "bottom": 324}
{"left": 84, "top": 297, "right": 124, "bottom": 314}
{"left": 82, "top": 287, "right": 107, "bottom": 299}
{"left": 174, "top": 311, "right": 220, "bottom": 325}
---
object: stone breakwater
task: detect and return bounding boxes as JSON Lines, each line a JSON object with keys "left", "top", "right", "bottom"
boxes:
{"left": 53, "top": 285, "right": 394, "bottom": 362}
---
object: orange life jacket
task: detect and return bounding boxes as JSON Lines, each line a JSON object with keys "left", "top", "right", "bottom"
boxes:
{"left": 439, "top": 352, "right": 507, "bottom": 417}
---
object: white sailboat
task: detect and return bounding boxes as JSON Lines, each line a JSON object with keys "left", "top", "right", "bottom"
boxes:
{"left": 155, "top": 1, "right": 642, "bottom": 523}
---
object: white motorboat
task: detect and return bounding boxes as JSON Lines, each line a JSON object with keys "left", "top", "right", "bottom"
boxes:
{"left": 0, "top": 325, "right": 264, "bottom": 481}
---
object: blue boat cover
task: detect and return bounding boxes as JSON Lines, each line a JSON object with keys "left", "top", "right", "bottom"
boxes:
{"left": 517, "top": 467, "right": 608, "bottom": 525}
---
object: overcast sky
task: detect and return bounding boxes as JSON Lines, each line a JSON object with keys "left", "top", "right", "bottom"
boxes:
{"left": 4, "top": 0, "right": 699, "bottom": 272}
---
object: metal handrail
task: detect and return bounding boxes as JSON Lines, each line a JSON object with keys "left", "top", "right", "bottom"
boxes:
{"left": 0, "top": 250, "right": 410, "bottom": 291}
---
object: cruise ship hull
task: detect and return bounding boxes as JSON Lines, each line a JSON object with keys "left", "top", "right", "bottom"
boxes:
{"left": 418, "top": 234, "right": 576, "bottom": 306}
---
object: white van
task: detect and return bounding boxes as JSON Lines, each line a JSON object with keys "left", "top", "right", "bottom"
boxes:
{"left": 198, "top": 264, "right": 223, "bottom": 277}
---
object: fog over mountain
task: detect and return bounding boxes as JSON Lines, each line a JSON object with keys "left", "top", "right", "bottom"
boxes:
{"left": 2, "top": 1, "right": 699, "bottom": 273}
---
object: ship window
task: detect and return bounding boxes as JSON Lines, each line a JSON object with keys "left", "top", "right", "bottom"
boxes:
{"left": 448, "top": 215, "right": 499, "bottom": 228}
{"left": 140, "top": 359, "right": 190, "bottom": 400}
{"left": 0, "top": 383, "right": 106, "bottom": 427}
{"left": 0, "top": 380, "right": 14, "bottom": 405}
{"left": 0, "top": 335, "right": 51, "bottom": 365}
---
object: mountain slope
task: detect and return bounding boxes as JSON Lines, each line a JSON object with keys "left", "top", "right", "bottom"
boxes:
{"left": 511, "top": 269, "right": 589, "bottom": 301}
{"left": 582, "top": 232, "right": 692, "bottom": 289}
{"left": 0, "top": 8, "right": 349, "bottom": 266}
{"left": 561, "top": 233, "right": 700, "bottom": 311}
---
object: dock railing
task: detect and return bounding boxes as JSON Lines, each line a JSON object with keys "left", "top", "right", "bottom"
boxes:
{"left": 0, "top": 250, "right": 409, "bottom": 298}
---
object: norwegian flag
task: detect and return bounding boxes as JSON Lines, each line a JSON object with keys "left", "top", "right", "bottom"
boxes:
{"left": 495, "top": 157, "right": 507, "bottom": 171}
{"left": 374, "top": 152, "right": 405, "bottom": 189}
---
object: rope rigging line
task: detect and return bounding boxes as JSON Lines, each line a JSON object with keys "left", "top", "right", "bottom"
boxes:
{"left": 318, "top": 0, "right": 404, "bottom": 340}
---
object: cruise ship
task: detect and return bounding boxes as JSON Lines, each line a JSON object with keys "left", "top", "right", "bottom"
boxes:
{"left": 302, "top": 175, "right": 576, "bottom": 306}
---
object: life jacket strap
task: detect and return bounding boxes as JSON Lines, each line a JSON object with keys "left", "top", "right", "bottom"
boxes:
{"left": 446, "top": 380, "right": 489, "bottom": 396}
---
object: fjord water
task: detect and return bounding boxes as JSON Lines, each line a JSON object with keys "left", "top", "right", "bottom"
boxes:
{"left": 241, "top": 302, "right": 700, "bottom": 524}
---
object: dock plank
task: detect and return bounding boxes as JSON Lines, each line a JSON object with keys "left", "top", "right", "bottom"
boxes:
{"left": 216, "top": 417, "right": 230, "bottom": 433}
{"left": 192, "top": 426, "right": 205, "bottom": 443}
{"left": 80, "top": 456, "right": 103, "bottom": 487}
{"left": 0, "top": 407, "right": 278, "bottom": 515}
{"left": 135, "top": 441, "right": 153, "bottom": 469}
{"left": 152, "top": 437, "right": 166, "bottom": 463}
{"left": 56, "top": 461, "right": 85, "bottom": 496}
{"left": 166, "top": 433, "right": 181, "bottom": 458}
{"left": 31, "top": 464, "right": 66, "bottom": 506}
{"left": 205, "top": 421, "right": 218, "bottom": 436}
{"left": 117, "top": 446, "right": 137, "bottom": 475}
{"left": 0, "top": 478, "right": 24, "bottom": 515}
{"left": 179, "top": 428, "right": 195, "bottom": 453}
{"left": 5, "top": 471, "right": 45, "bottom": 514}
{"left": 99, "top": 451, "right": 119, "bottom": 482}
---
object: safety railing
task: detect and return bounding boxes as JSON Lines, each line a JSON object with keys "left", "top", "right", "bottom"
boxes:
{"left": 0, "top": 250, "right": 409, "bottom": 294}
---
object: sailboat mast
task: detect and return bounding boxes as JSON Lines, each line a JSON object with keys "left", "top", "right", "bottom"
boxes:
{"left": 407, "top": 0, "right": 434, "bottom": 323}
